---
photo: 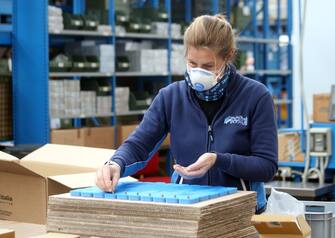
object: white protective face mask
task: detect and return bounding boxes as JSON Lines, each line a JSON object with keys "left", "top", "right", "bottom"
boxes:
{"left": 187, "top": 65, "right": 224, "bottom": 92}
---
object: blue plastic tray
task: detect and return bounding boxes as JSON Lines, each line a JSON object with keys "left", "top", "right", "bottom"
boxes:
{"left": 70, "top": 182, "right": 237, "bottom": 204}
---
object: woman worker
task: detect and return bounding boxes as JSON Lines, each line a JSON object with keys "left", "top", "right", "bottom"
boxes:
{"left": 95, "top": 14, "right": 278, "bottom": 213}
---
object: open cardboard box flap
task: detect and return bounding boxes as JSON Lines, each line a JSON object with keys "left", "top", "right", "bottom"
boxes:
{"left": 0, "top": 144, "right": 116, "bottom": 224}
{"left": 0, "top": 151, "right": 44, "bottom": 178}
{"left": 252, "top": 214, "right": 311, "bottom": 237}
{"left": 19, "top": 144, "right": 115, "bottom": 176}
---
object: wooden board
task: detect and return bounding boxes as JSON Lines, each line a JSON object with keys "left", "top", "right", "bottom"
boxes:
{"left": 47, "top": 191, "right": 257, "bottom": 238}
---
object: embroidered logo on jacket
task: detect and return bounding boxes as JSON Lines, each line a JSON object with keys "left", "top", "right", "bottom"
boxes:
{"left": 224, "top": 116, "right": 248, "bottom": 126}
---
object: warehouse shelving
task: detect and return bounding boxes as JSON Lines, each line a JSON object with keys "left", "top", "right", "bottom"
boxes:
{"left": 10, "top": 0, "right": 293, "bottom": 146}
{"left": 242, "top": 69, "right": 292, "bottom": 76}
{"left": 49, "top": 72, "right": 114, "bottom": 77}
{"left": 236, "top": 36, "right": 281, "bottom": 44}
{"left": 49, "top": 29, "right": 112, "bottom": 37}
{"left": 117, "top": 110, "right": 147, "bottom": 116}
{"left": 50, "top": 113, "right": 114, "bottom": 120}
{"left": 0, "top": 0, "right": 13, "bottom": 144}
{"left": 116, "top": 72, "right": 169, "bottom": 77}
{"left": 0, "top": 24, "right": 12, "bottom": 32}
{"left": 115, "top": 32, "right": 170, "bottom": 40}
{"left": 173, "top": 35, "right": 283, "bottom": 44}
{"left": 0, "top": 0, "right": 12, "bottom": 45}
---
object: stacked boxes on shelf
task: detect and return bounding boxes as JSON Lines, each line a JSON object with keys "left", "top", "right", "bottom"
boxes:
{"left": 152, "top": 22, "right": 169, "bottom": 37}
{"left": 48, "top": 6, "right": 64, "bottom": 33}
{"left": 65, "top": 42, "right": 115, "bottom": 73}
{"left": 49, "top": 80, "right": 65, "bottom": 118}
{"left": 127, "top": 49, "right": 168, "bottom": 73}
{"left": 99, "top": 44, "right": 115, "bottom": 73}
{"left": 171, "top": 43, "right": 185, "bottom": 75}
{"left": 64, "top": 80, "right": 81, "bottom": 117}
{"left": 152, "top": 22, "right": 183, "bottom": 38}
{"left": 116, "top": 41, "right": 167, "bottom": 73}
{"left": 171, "top": 23, "right": 182, "bottom": 38}
{"left": 115, "top": 87, "right": 130, "bottom": 114}
{"left": 97, "top": 96, "right": 112, "bottom": 116}
{"left": 49, "top": 80, "right": 112, "bottom": 118}
{"left": 80, "top": 91, "right": 97, "bottom": 116}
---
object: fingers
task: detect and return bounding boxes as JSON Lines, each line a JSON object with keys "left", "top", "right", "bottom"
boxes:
{"left": 95, "top": 167, "right": 105, "bottom": 190}
{"left": 186, "top": 159, "right": 204, "bottom": 172}
{"left": 174, "top": 164, "right": 205, "bottom": 179}
{"left": 111, "top": 168, "right": 120, "bottom": 193}
{"left": 102, "top": 165, "right": 112, "bottom": 192}
{"left": 95, "top": 165, "right": 120, "bottom": 192}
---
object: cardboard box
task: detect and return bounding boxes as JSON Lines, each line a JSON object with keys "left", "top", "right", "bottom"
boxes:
{"left": 31, "top": 233, "right": 80, "bottom": 238}
{"left": 313, "top": 94, "right": 331, "bottom": 123}
{"left": 278, "top": 133, "right": 305, "bottom": 162}
{"left": 0, "top": 219, "right": 46, "bottom": 237}
{"left": 50, "top": 129, "right": 85, "bottom": 146}
{"left": 252, "top": 214, "right": 311, "bottom": 238}
{"left": 0, "top": 144, "right": 115, "bottom": 224}
{"left": 84, "top": 127, "right": 115, "bottom": 149}
{"left": 0, "top": 229, "right": 14, "bottom": 238}
{"left": 116, "top": 124, "right": 170, "bottom": 148}
{"left": 51, "top": 127, "right": 115, "bottom": 149}
{"left": 117, "top": 124, "right": 138, "bottom": 146}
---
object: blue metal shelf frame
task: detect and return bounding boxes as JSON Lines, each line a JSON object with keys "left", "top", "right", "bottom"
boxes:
{"left": 108, "top": 0, "right": 117, "bottom": 127}
{"left": 0, "top": 0, "right": 12, "bottom": 45}
{"left": 12, "top": 0, "right": 49, "bottom": 144}
{"left": 10, "top": 0, "right": 294, "bottom": 145}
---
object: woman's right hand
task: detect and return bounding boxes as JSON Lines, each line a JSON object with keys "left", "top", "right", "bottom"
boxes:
{"left": 95, "top": 163, "right": 120, "bottom": 192}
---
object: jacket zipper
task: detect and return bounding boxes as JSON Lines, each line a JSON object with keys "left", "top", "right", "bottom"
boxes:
{"left": 207, "top": 125, "right": 214, "bottom": 185}
{"left": 207, "top": 125, "right": 214, "bottom": 151}
{"left": 187, "top": 88, "right": 230, "bottom": 185}
{"left": 186, "top": 71, "right": 237, "bottom": 185}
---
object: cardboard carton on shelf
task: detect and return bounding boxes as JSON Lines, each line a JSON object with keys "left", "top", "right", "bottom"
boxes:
{"left": 278, "top": 132, "right": 305, "bottom": 162}
{"left": 50, "top": 128, "right": 85, "bottom": 146}
{"left": 50, "top": 126, "right": 115, "bottom": 149}
{"left": 0, "top": 144, "right": 116, "bottom": 224}
{"left": 252, "top": 214, "right": 311, "bottom": 238}
{"left": 116, "top": 124, "right": 170, "bottom": 149}
{"left": 313, "top": 93, "right": 331, "bottom": 123}
{"left": 116, "top": 124, "right": 138, "bottom": 146}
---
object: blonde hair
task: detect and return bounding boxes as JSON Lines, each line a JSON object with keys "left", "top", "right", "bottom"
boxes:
{"left": 184, "top": 14, "right": 236, "bottom": 62}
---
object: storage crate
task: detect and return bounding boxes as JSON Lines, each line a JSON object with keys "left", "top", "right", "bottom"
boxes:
{"left": 304, "top": 200, "right": 335, "bottom": 238}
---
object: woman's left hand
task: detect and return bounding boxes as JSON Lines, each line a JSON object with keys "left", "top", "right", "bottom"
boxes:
{"left": 173, "top": 152, "right": 217, "bottom": 180}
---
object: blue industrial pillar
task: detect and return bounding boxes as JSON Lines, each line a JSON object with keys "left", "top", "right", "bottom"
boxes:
{"left": 12, "top": 0, "right": 49, "bottom": 144}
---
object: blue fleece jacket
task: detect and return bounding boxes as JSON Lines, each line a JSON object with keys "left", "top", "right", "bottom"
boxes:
{"left": 111, "top": 66, "right": 278, "bottom": 211}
